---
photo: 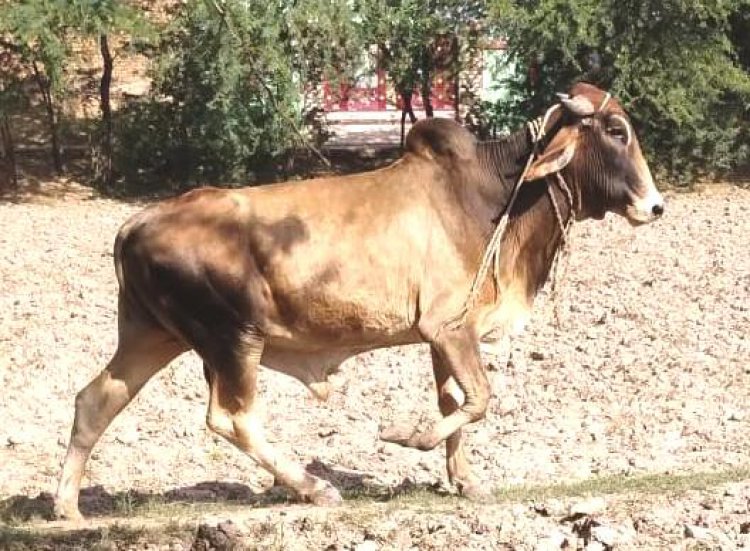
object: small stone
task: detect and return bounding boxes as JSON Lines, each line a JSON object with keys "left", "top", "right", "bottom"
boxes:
{"left": 727, "top": 411, "right": 745, "bottom": 421}
{"left": 591, "top": 525, "right": 618, "bottom": 546}
{"left": 536, "top": 530, "right": 568, "bottom": 550}
{"left": 534, "top": 499, "right": 567, "bottom": 518}
{"left": 7, "top": 432, "right": 35, "bottom": 446}
{"left": 569, "top": 497, "right": 606, "bottom": 517}
{"left": 115, "top": 429, "right": 139, "bottom": 445}
{"left": 218, "top": 520, "right": 240, "bottom": 537}
{"left": 699, "top": 498, "right": 717, "bottom": 510}
{"left": 354, "top": 541, "right": 378, "bottom": 551}
{"left": 530, "top": 351, "right": 545, "bottom": 361}
{"left": 683, "top": 524, "right": 713, "bottom": 540}
{"left": 740, "top": 522, "right": 750, "bottom": 534}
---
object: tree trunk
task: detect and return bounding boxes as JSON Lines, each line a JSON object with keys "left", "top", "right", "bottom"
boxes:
{"left": 99, "top": 33, "right": 114, "bottom": 185}
{"left": 420, "top": 47, "right": 434, "bottom": 118}
{"left": 399, "top": 89, "right": 417, "bottom": 148}
{"left": 32, "top": 61, "right": 63, "bottom": 174}
{"left": 0, "top": 115, "right": 18, "bottom": 188}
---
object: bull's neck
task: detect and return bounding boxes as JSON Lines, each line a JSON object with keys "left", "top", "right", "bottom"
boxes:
{"left": 474, "top": 129, "right": 574, "bottom": 302}
{"left": 499, "top": 180, "right": 572, "bottom": 301}
{"left": 473, "top": 127, "right": 535, "bottom": 223}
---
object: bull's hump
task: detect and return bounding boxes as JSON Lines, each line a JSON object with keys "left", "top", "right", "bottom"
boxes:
{"left": 405, "top": 118, "right": 477, "bottom": 161}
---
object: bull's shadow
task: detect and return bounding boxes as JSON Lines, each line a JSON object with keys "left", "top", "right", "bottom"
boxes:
{"left": 0, "top": 460, "right": 449, "bottom": 522}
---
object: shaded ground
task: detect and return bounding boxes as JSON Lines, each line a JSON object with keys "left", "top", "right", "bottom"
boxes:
{"left": 0, "top": 180, "right": 748, "bottom": 549}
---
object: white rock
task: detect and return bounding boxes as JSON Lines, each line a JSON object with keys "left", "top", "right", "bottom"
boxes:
{"left": 570, "top": 497, "right": 606, "bottom": 516}
{"left": 584, "top": 542, "right": 605, "bottom": 551}
{"left": 354, "top": 541, "right": 378, "bottom": 551}
{"left": 591, "top": 525, "right": 619, "bottom": 546}
{"left": 115, "top": 429, "right": 140, "bottom": 445}
{"left": 683, "top": 524, "right": 714, "bottom": 540}
{"left": 535, "top": 531, "right": 568, "bottom": 550}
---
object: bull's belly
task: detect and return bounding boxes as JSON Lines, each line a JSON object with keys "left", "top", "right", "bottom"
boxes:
{"left": 260, "top": 335, "right": 419, "bottom": 401}
{"left": 263, "top": 285, "right": 419, "bottom": 345}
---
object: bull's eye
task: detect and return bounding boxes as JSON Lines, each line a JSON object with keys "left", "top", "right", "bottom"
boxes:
{"left": 606, "top": 125, "right": 628, "bottom": 144}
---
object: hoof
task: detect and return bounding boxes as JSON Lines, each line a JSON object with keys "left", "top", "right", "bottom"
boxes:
{"left": 379, "top": 423, "right": 417, "bottom": 445}
{"left": 308, "top": 483, "right": 342, "bottom": 507}
{"left": 379, "top": 424, "right": 438, "bottom": 451}
{"left": 53, "top": 500, "right": 84, "bottom": 522}
{"left": 457, "top": 481, "right": 494, "bottom": 503}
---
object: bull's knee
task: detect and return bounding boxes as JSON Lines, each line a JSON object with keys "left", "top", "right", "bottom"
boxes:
{"left": 464, "top": 385, "right": 490, "bottom": 422}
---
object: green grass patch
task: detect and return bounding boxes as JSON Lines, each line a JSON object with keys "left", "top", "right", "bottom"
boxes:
{"left": 492, "top": 466, "right": 750, "bottom": 503}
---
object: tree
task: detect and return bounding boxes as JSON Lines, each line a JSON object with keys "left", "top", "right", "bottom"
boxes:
{"left": 488, "top": 0, "right": 750, "bottom": 180}
{"left": 0, "top": 0, "right": 71, "bottom": 174}
{"left": 65, "top": 0, "right": 151, "bottom": 186}
{"left": 0, "top": 50, "right": 25, "bottom": 189}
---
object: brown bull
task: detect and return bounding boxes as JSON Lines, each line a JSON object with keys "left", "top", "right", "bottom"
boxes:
{"left": 55, "top": 83, "right": 663, "bottom": 519}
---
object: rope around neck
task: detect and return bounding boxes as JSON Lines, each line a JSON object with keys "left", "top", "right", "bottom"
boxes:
{"left": 440, "top": 109, "right": 557, "bottom": 333}
{"left": 547, "top": 173, "right": 577, "bottom": 326}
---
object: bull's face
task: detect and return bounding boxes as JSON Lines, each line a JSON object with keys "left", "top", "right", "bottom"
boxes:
{"left": 523, "top": 83, "right": 664, "bottom": 225}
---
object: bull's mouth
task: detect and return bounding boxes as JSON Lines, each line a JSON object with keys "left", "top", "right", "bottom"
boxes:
{"left": 624, "top": 203, "right": 663, "bottom": 226}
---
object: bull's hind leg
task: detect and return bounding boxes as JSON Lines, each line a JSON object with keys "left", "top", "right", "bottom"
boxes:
{"left": 431, "top": 348, "right": 491, "bottom": 501}
{"left": 54, "top": 305, "right": 185, "bottom": 520}
{"left": 203, "top": 334, "right": 341, "bottom": 506}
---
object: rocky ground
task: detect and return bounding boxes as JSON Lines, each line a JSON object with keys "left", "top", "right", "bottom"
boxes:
{"left": 0, "top": 181, "right": 748, "bottom": 549}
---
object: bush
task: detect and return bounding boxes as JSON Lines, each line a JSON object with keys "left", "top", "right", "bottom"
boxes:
{"left": 112, "top": 0, "right": 357, "bottom": 190}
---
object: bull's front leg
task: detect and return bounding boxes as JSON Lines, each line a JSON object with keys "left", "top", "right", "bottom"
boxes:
{"left": 379, "top": 327, "right": 491, "bottom": 454}
{"left": 429, "top": 348, "right": 493, "bottom": 501}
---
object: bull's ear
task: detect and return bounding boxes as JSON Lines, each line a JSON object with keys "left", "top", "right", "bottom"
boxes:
{"left": 523, "top": 141, "right": 577, "bottom": 181}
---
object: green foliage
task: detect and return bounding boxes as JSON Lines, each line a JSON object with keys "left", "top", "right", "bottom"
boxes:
{"left": 0, "top": 1, "right": 68, "bottom": 95}
{"left": 66, "top": 0, "right": 151, "bottom": 38}
{"left": 0, "top": 0, "right": 150, "bottom": 175}
{"left": 359, "top": 0, "right": 486, "bottom": 101}
{"left": 114, "top": 0, "right": 364, "bottom": 189}
{"left": 488, "top": 0, "right": 750, "bottom": 181}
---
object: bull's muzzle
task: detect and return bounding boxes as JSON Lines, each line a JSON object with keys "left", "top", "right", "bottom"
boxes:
{"left": 626, "top": 185, "right": 665, "bottom": 225}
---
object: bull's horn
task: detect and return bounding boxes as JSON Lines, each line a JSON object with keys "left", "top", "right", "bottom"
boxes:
{"left": 561, "top": 95, "right": 596, "bottom": 117}
{"left": 556, "top": 92, "right": 570, "bottom": 100}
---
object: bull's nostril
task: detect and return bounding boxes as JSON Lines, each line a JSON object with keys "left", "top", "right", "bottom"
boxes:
{"left": 652, "top": 203, "right": 664, "bottom": 216}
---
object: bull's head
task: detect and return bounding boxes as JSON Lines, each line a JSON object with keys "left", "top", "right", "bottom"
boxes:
{"left": 523, "top": 82, "right": 664, "bottom": 225}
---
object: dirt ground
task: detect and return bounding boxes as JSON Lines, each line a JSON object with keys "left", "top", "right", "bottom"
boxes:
{"left": 0, "top": 181, "right": 748, "bottom": 549}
